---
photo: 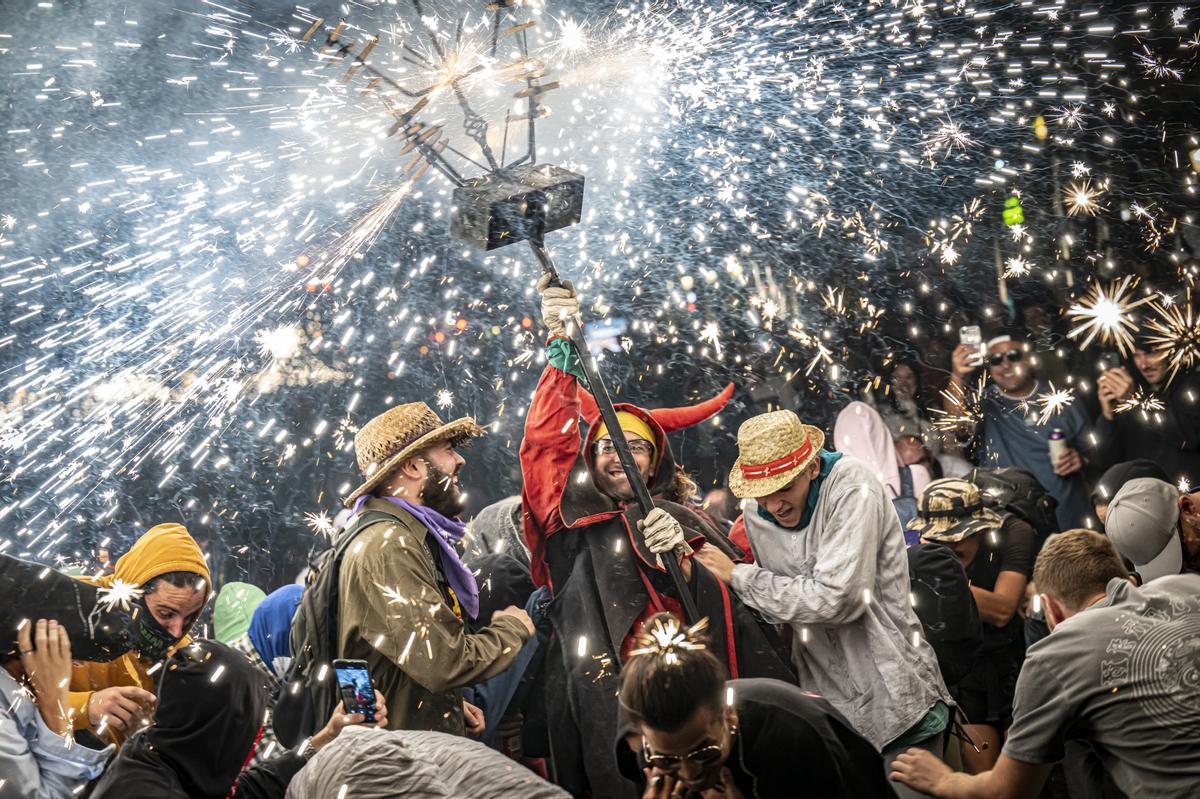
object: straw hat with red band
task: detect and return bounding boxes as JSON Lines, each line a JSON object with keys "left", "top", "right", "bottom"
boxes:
{"left": 728, "top": 410, "right": 826, "bottom": 499}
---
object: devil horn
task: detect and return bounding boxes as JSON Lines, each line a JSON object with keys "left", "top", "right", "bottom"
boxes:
{"left": 650, "top": 383, "right": 735, "bottom": 433}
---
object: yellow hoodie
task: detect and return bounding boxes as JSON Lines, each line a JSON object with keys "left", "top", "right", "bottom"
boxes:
{"left": 69, "top": 523, "right": 212, "bottom": 746}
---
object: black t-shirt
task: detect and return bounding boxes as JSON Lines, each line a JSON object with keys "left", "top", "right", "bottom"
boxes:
{"left": 617, "top": 678, "right": 897, "bottom": 798}
{"left": 965, "top": 514, "right": 1035, "bottom": 654}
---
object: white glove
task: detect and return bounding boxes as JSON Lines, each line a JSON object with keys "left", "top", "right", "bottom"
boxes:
{"left": 538, "top": 272, "right": 580, "bottom": 337}
{"left": 638, "top": 508, "right": 692, "bottom": 556}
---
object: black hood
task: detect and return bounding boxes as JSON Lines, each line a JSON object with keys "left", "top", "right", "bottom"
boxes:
{"left": 91, "top": 639, "right": 269, "bottom": 798}
{"left": 0, "top": 554, "right": 136, "bottom": 662}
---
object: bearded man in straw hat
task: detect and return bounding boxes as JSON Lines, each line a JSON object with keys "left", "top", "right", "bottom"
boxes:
{"left": 289, "top": 402, "right": 534, "bottom": 739}
{"left": 521, "top": 277, "right": 794, "bottom": 798}
{"left": 694, "top": 409, "right": 952, "bottom": 799}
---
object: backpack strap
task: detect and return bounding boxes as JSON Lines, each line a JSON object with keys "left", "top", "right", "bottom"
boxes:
{"left": 334, "top": 510, "right": 398, "bottom": 557}
{"left": 899, "top": 465, "right": 915, "bottom": 499}
{"left": 318, "top": 510, "right": 404, "bottom": 668}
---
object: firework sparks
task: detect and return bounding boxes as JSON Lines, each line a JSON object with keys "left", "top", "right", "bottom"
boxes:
{"left": 97, "top": 579, "right": 144, "bottom": 613}
{"left": 1064, "top": 180, "right": 1105, "bottom": 217}
{"left": 1034, "top": 383, "right": 1075, "bottom": 426}
{"left": 1134, "top": 46, "right": 1183, "bottom": 80}
{"left": 1067, "top": 278, "right": 1155, "bottom": 356}
{"left": 1115, "top": 388, "right": 1166, "bottom": 415}
{"left": 256, "top": 325, "right": 303, "bottom": 362}
{"left": 1145, "top": 291, "right": 1200, "bottom": 382}
{"left": 305, "top": 511, "right": 337, "bottom": 540}
{"left": 932, "top": 376, "right": 988, "bottom": 434}
{"left": 1003, "top": 256, "right": 1032, "bottom": 278}
{"left": 0, "top": 0, "right": 1197, "bottom": 567}
{"left": 923, "top": 117, "right": 976, "bottom": 155}
{"left": 630, "top": 615, "right": 709, "bottom": 666}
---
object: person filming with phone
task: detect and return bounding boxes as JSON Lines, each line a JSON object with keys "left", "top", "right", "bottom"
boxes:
{"left": 946, "top": 328, "right": 1094, "bottom": 530}
{"left": 1093, "top": 333, "right": 1200, "bottom": 491}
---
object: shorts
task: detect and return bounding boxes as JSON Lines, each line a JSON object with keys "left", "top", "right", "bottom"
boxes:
{"left": 953, "top": 656, "right": 1021, "bottom": 730}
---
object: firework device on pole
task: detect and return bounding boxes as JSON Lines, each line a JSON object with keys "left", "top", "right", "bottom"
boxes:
{"left": 302, "top": 5, "right": 700, "bottom": 621}
{"left": 450, "top": 175, "right": 700, "bottom": 623}
{"left": 450, "top": 165, "right": 584, "bottom": 250}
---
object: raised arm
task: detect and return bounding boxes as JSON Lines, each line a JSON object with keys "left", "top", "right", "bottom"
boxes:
{"left": 519, "top": 275, "right": 587, "bottom": 587}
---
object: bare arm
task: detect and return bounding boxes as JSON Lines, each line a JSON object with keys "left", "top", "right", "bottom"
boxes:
{"left": 890, "top": 750, "right": 1052, "bottom": 799}
{"left": 970, "top": 571, "right": 1028, "bottom": 627}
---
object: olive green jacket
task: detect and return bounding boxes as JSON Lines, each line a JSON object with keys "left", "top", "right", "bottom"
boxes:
{"left": 336, "top": 499, "right": 529, "bottom": 734}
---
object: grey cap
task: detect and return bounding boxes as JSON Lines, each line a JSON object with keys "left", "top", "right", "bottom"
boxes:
{"left": 1105, "top": 478, "right": 1182, "bottom": 583}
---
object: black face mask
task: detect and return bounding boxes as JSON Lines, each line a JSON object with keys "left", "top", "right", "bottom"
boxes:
{"left": 134, "top": 598, "right": 180, "bottom": 662}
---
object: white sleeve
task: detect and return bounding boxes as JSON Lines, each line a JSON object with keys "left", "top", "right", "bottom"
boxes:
{"left": 0, "top": 705, "right": 112, "bottom": 799}
{"left": 730, "top": 478, "right": 882, "bottom": 625}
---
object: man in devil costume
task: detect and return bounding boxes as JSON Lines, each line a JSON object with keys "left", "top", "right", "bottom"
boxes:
{"left": 521, "top": 277, "right": 794, "bottom": 798}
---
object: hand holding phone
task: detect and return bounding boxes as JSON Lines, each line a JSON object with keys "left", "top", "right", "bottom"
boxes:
{"left": 333, "top": 659, "right": 376, "bottom": 724}
{"left": 959, "top": 325, "right": 984, "bottom": 368}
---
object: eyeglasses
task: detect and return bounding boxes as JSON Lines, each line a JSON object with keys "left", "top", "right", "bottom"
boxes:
{"left": 988, "top": 349, "right": 1024, "bottom": 367}
{"left": 642, "top": 739, "right": 725, "bottom": 772}
{"left": 594, "top": 439, "right": 654, "bottom": 457}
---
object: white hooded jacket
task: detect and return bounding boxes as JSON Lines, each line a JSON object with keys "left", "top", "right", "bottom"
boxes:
{"left": 732, "top": 455, "right": 951, "bottom": 750}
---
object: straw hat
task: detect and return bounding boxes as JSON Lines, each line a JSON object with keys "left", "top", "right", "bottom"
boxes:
{"left": 728, "top": 410, "right": 825, "bottom": 499}
{"left": 910, "top": 478, "right": 1003, "bottom": 542}
{"left": 344, "top": 403, "right": 484, "bottom": 506}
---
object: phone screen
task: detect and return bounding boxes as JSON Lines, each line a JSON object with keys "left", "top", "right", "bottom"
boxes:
{"left": 959, "top": 326, "right": 984, "bottom": 367}
{"left": 334, "top": 661, "right": 376, "bottom": 722}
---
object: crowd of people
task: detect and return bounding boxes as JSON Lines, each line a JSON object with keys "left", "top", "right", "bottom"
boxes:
{"left": 4, "top": 278, "right": 1200, "bottom": 799}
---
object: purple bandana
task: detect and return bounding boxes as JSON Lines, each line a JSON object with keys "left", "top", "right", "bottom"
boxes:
{"left": 352, "top": 495, "right": 479, "bottom": 620}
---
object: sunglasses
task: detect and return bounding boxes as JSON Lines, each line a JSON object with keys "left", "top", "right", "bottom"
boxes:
{"left": 594, "top": 439, "right": 654, "bottom": 457}
{"left": 642, "top": 739, "right": 725, "bottom": 772}
{"left": 988, "top": 349, "right": 1024, "bottom": 367}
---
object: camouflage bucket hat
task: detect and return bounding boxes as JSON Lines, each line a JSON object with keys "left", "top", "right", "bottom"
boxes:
{"left": 910, "top": 477, "right": 1004, "bottom": 543}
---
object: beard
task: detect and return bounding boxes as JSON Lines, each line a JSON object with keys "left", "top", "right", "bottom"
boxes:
{"left": 421, "top": 460, "right": 465, "bottom": 517}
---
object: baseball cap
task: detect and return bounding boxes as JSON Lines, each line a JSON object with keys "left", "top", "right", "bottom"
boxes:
{"left": 1090, "top": 460, "right": 1170, "bottom": 507}
{"left": 1104, "top": 478, "right": 1182, "bottom": 583}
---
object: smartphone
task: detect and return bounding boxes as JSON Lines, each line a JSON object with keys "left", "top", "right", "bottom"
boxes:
{"left": 333, "top": 659, "right": 376, "bottom": 723}
{"left": 959, "top": 325, "right": 984, "bottom": 367}
{"left": 1096, "top": 352, "right": 1121, "bottom": 373}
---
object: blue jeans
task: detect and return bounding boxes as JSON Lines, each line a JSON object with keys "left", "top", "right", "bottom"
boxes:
{"left": 466, "top": 588, "right": 547, "bottom": 746}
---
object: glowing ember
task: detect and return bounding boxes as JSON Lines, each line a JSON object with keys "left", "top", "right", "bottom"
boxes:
{"left": 1067, "top": 278, "right": 1155, "bottom": 356}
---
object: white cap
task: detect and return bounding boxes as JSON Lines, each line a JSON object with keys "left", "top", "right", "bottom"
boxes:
{"left": 1104, "top": 478, "right": 1182, "bottom": 583}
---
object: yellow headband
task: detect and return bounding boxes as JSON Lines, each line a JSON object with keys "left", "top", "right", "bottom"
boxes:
{"left": 595, "top": 411, "right": 657, "bottom": 458}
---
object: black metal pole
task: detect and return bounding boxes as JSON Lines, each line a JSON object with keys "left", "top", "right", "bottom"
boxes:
{"left": 528, "top": 238, "right": 700, "bottom": 624}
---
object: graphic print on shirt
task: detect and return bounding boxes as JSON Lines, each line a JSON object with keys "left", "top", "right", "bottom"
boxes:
{"left": 1100, "top": 593, "right": 1200, "bottom": 728}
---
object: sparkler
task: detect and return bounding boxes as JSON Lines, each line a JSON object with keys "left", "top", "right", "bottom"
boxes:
{"left": 1067, "top": 278, "right": 1156, "bottom": 356}
{"left": 1144, "top": 290, "right": 1200, "bottom": 382}
{"left": 1034, "top": 383, "right": 1075, "bottom": 426}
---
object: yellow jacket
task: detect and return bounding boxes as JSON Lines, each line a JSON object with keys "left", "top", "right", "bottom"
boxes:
{"left": 69, "top": 523, "right": 211, "bottom": 747}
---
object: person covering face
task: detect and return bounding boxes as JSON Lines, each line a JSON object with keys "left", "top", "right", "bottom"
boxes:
{"left": 69, "top": 523, "right": 212, "bottom": 747}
